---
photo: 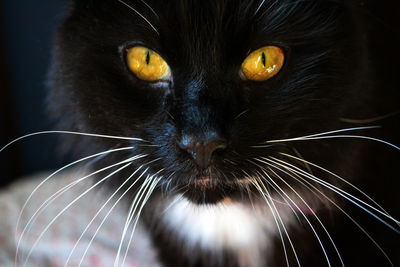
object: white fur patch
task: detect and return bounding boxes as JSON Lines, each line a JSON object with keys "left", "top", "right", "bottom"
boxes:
{"left": 161, "top": 196, "right": 296, "bottom": 266}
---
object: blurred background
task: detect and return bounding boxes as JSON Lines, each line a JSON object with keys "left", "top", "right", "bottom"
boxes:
{"left": 0, "top": 0, "right": 67, "bottom": 187}
{"left": 0, "top": 1, "right": 399, "bottom": 188}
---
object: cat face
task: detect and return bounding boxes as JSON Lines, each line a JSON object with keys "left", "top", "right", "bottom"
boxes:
{"left": 49, "top": 0, "right": 362, "bottom": 204}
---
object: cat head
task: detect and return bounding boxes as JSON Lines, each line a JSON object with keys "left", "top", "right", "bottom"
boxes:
{"left": 48, "top": 0, "right": 365, "bottom": 204}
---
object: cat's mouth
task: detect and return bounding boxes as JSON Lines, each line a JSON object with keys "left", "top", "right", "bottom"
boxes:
{"left": 181, "top": 175, "right": 246, "bottom": 204}
{"left": 194, "top": 176, "right": 215, "bottom": 191}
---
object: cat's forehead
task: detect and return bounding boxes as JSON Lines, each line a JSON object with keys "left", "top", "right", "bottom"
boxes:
{"left": 134, "top": 0, "right": 344, "bottom": 39}
{"left": 73, "top": 0, "right": 345, "bottom": 40}
{"left": 68, "top": 0, "right": 347, "bottom": 78}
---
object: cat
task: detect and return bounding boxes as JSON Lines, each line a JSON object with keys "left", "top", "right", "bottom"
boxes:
{"left": 9, "top": 0, "right": 400, "bottom": 266}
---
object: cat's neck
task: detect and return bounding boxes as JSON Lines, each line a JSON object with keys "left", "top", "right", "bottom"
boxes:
{"left": 144, "top": 195, "right": 297, "bottom": 267}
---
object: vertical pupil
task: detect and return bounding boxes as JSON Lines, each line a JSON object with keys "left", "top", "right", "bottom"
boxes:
{"left": 261, "top": 52, "right": 266, "bottom": 67}
{"left": 146, "top": 51, "right": 150, "bottom": 65}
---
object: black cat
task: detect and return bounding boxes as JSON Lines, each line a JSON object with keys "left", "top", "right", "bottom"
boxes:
{"left": 45, "top": 0, "right": 399, "bottom": 266}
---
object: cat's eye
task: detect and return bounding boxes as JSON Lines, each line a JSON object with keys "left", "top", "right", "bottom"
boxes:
{"left": 126, "top": 46, "right": 171, "bottom": 82}
{"left": 241, "top": 46, "right": 285, "bottom": 81}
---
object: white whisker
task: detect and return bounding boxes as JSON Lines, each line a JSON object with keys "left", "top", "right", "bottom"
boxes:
{"left": 290, "top": 147, "right": 314, "bottom": 176}
{"left": 76, "top": 166, "right": 149, "bottom": 267}
{"left": 160, "top": 192, "right": 185, "bottom": 216}
{"left": 234, "top": 109, "right": 249, "bottom": 120}
{"left": 251, "top": 179, "right": 290, "bottom": 267}
{"left": 121, "top": 176, "right": 160, "bottom": 267}
{"left": 265, "top": 157, "right": 400, "bottom": 230}
{"left": 254, "top": 170, "right": 302, "bottom": 225}
{"left": 257, "top": 165, "right": 335, "bottom": 267}
{"left": 114, "top": 174, "right": 154, "bottom": 267}
{"left": 15, "top": 154, "right": 146, "bottom": 266}
{"left": 15, "top": 146, "right": 133, "bottom": 247}
{"left": 139, "top": 0, "right": 159, "bottom": 19}
{"left": 272, "top": 135, "right": 400, "bottom": 151}
{"left": 254, "top": 0, "right": 266, "bottom": 15}
{"left": 279, "top": 153, "right": 394, "bottom": 221}
{"left": 340, "top": 111, "right": 400, "bottom": 124}
{"left": 265, "top": 126, "right": 380, "bottom": 144}
{"left": 22, "top": 162, "right": 132, "bottom": 267}
{"left": 282, "top": 164, "right": 395, "bottom": 267}
{"left": 266, "top": 166, "right": 344, "bottom": 267}
{"left": 117, "top": 0, "right": 159, "bottom": 35}
{"left": 1, "top": 130, "right": 144, "bottom": 154}
{"left": 253, "top": 175, "right": 301, "bottom": 267}
{"left": 262, "top": 158, "right": 398, "bottom": 266}
{"left": 63, "top": 165, "right": 145, "bottom": 267}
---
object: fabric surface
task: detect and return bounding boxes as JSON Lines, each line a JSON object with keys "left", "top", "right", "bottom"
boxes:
{"left": 0, "top": 170, "right": 160, "bottom": 267}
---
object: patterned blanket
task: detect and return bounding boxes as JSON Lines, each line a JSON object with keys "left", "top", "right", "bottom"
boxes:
{"left": 0, "top": 170, "right": 160, "bottom": 267}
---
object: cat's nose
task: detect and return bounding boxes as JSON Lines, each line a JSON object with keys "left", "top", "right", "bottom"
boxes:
{"left": 178, "top": 135, "right": 227, "bottom": 169}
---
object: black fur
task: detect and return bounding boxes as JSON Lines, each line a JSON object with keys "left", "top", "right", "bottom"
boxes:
{"left": 47, "top": 0, "right": 400, "bottom": 266}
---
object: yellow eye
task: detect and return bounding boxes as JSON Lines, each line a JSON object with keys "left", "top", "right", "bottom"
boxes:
{"left": 241, "top": 46, "right": 285, "bottom": 81}
{"left": 126, "top": 46, "right": 171, "bottom": 81}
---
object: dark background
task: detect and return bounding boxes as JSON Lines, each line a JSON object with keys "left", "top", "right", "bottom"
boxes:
{"left": 0, "top": 1, "right": 399, "bottom": 188}
{"left": 0, "top": 0, "right": 67, "bottom": 187}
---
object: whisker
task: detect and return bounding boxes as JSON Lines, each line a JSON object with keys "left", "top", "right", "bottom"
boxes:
{"left": 234, "top": 109, "right": 249, "bottom": 120}
{"left": 1, "top": 130, "right": 145, "bottom": 153}
{"left": 76, "top": 167, "right": 150, "bottom": 267}
{"left": 114, "top": 175, "right": 154, "bottom": 267}
{"left": 113, "top": 174, "right": 154, "bottom": 267}
{"left": 117, "top": 0, "right": 159, "bottom": 35}
{"left": 272, "top": 135, "right": 400, "bottom": 151}
{"left": 281, "top": 164, "right": 395, "bottom": 267}
{"left": 264, "top": 157, "right": 400, "bottom": 230}
{"left": 15, "top": 154, "right": 146, "bottom": 266}
{"left": 138, "top": 143, "right": 162, "bottom": 148}
{"left": 121, "top": 176, "right": 160, "bottom": 267}
{"left": 265, "top": 126, "right": 380, "bottom": 144}
{"left": 15, "top": 146, "right": 134, "bottom": 245}
{"left": 262, "top": 182, "right": 301, "bottom": 267}
{"left": 340, "top": 111, "right": 400, "bottom": 124}
{"left": 254, "top": 170, "right": 302, "bottom": 224}
{"left": 160, "top": 194, "right": 184, "bottom": 215}
{"left": 63, "top": 165, "right": 146, "bottom": 267}
{"left": 266, "top": 166, "right": 344, "bottom": 267}
{"left": 279, "top": 153, "right": 394, "bottom": 221}
{"left": 256, "top": 165, "right": 336, "bottom": 267}
{"left": 263, "top": 157, "right": 399, "bottom": 266}
{"left": 254, "top": 0, "right": 269, "bottom": 15}
{"left": 246, "top": 182, "right": 258, "bottom": 213}
{"left": 251, "top": 179, "right": 291, "bottom": 267}
{"left": 139, "top": 0, "right": 159, "bottom": 19}
{"left": 290, "top": 147, "right": 314, "bottom": 176}
{"left": 22, "top": 162, "right": 132, "bottom": 267}
{"left": 253, "top": 176, "right": 301, "bottom": 267}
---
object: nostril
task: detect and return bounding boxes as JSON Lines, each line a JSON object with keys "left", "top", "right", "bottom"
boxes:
{"left": 205, "top": 138, "right": 227, "bottom": 155}
{"left": 178, "top": 136, "right": 227, "bottom": 169}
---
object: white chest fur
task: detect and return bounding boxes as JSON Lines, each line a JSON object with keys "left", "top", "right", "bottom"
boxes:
{"left": 161, "top": 196, "right": 295, "bottom": 267}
